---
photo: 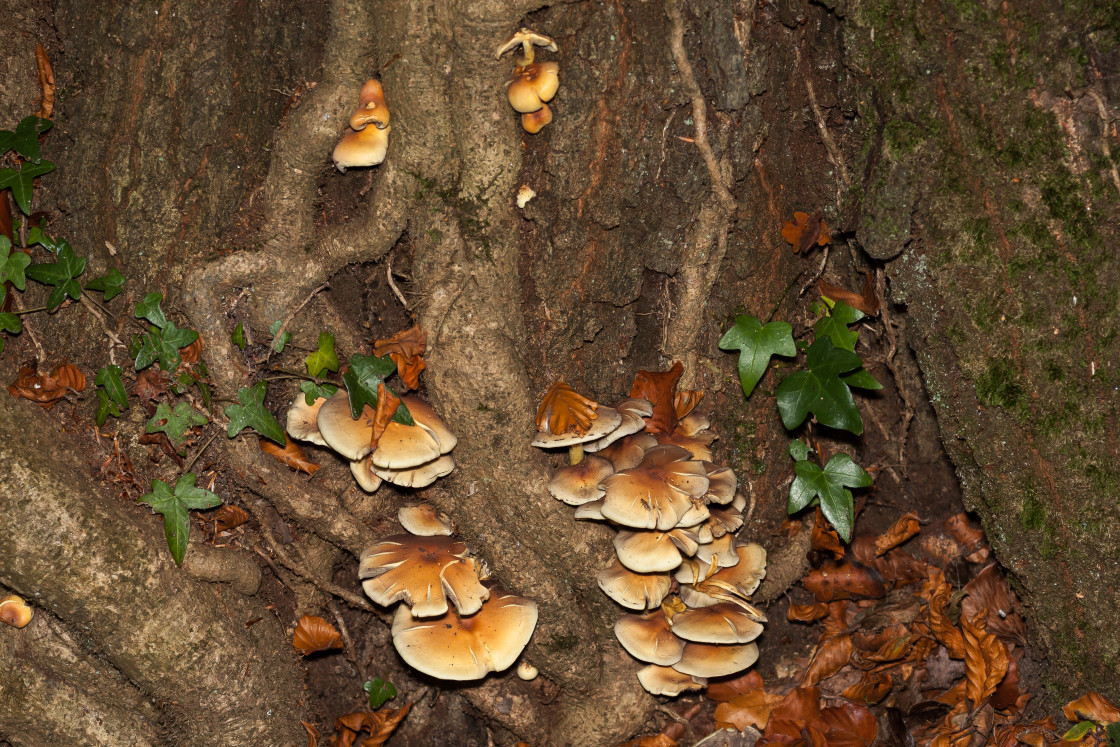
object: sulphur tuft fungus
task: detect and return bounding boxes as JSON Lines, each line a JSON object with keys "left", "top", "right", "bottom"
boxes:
{"left": 333, "top": 79, "right": 391, "bottom": 172}
{"left": 497, "top": 28, "right": 560, "bottom": 133}
{"left": 0, "top": 595, "right": 32, "bottom": 628}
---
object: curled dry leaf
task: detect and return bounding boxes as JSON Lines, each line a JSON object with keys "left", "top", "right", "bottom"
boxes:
{"left": 819, "top": 702, "right": 878, "bottom": 747}
{"left": 369, "top": 382, "right": 403, "bottom": 450}
{"left": 260, "top": 435, "right": 321, "bottom": 475}
{"left": 811, "top": 509, "right": 845, "bottom": 559}
{"left": 802, "top": 632, "right": 854, "bottom": 686}
{"left": 706, "top": 670, "right": 765, "bottom": 703}
{"left": 373, "top": 325, "right": 427, "bottom": 390}
{"left": 714, "top": 687, "right": 785, "bottom": 732}
{"left": 782, "top": 211, "right": 830, "bottom": 254}
{"left": 629, "top": 361, "right": 683, "bottom": 433}
{"left": 841, "top": 672, "right": 892, "bottom": 705}
{"left": 787, "top": 602, "right": 830, "bottom": 623}
{"left": 874, "top": 512, "right": 921, "bottom": 556}
{"left": 990, "top": 653, "right": 1024, "bottom": 713}
{"left": 536, "top": 380, "right": 598, "bottom": 435}
{"left": 209, "top": 504, "right": 251, "bottom": 533}
{"left": 35, "top": 42, "right": 55, "bottom": 119}
{"left": 292, "top": 614, "right": 344, "bottom": 655}
{"left": 962, "top": 609, "right": 1009, "bottom": 709}
{"left": 619, "top": 736, "right": 677, "bottom": 747}
{"left": 180, "top": 337, "right": 204, "bottom": 364}
{"left": 802, "top": 561, "right": 886, "bottom": 602}
{"left": 961, "top": 563, "right": 1025, "bottom": 646}
{"left": 820, "top": 273, "right": 880, "bottom": 316}
{"left": 8, "top": 361, "right": 86, "bottom": 407}
{"left": 1063, "top": 692, "right": 1120, "bottom": 725}
{"left": 333, "top": 703, "right": 411, "bottom": 747}
{"left": 133, "top": 367, "right": 170, "bottom": 401}
{"left": 302, "top": 721, "right": 319, "bottom": 747}
{"left": 673, "top": 389, "right": 704, "bottom": 419}
{"left": 946, "top": 513, "right": 989, "bottom": 563}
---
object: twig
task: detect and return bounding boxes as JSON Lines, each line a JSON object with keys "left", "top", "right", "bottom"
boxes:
{"left": 79, "top": 295, "right": 126, "bottom": 365}
{"left": 877, "top": 270, "right": 913, "bottom": 476}
{"left": 10, "top": 293, "right": 45, "bottom": 362}
{"left": 182, "top": 432, "right": 220, "bottom": 474}
{"left": 804, "top": 74, "right": 849, "bottom": 214}
{"left": 798, "top": 244, "right": 830, "bottom": 299}
{"left": 386, "top": 257, "right": 409, "bottom": 309}
{"left": 329, "top": 601, "right": 368, "bottom": 682}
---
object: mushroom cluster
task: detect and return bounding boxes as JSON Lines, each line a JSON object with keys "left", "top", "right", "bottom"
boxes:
{"left": 359, "top": 505, "right": 539, "bottom": 680}
{"left": 333, "top": 78, "right": 391, "bottom": 172}
{"left": 496, "top": 28, "right": 560, "bottom": 134}
{"left": 531, "top": 368, "right": 768, "bottom": 696}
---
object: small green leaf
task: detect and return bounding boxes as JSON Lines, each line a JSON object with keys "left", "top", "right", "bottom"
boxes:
{"left": 341, "top": 353, "right": 412, "bottom": 425}
{"left": 0, "top": 160, "right": 56, "bottom": 215}
{"left": 0, "top": 311, "right": 21, "bottom": 336}
{"left": 26, "top": 228, "right": 71, "bottom": 256}
{"left": 0, "top": 237, "right": 30, "bottom": 290}
{"left": 225, "top": 381, "right": 286, "bottom": 445}
{"left": 95, "top": 365, "right": 128, "bottom": 410}
{"left": 788, "top": 453, "right": 872, "bottom": 542}
{"left": 788, "top": 439, "right": 812, "bottom": 462}
{"left": 138, "top": 473, "right": 221, "bottom": 565}
{"left": 813, "top": 301, "right": 866, "bottom": 353}
{"left": 232, "top": 322, "right": 246, "bottom": 350}
{"left": 718, "top": 315, "right": 796, "bottom": 398}
{"left": 269, "top": 319, "right": 291, "bottom": 353}
{"left": 146, "top": 402, "right": 209, "bottom": 452}
{"left": 841, "top": 367, "right": 882, "bottom": 391}
{"left": 194, "top": 362, "right": 212, "bottom": 410}
{"left": 85, "top": 268, "right": 126, "bottom": 301}
{"left": 134, "top": 321, "right": 199, "bottom": 371}
{"left": 25, "top": 245, "right": 86, "bottom": 310}
{"left": 300, "top": 380, "right": 338, "bottom": 405}
{"left": 1063, "top": 721, "right": 1096, "bottom": 741}
{"left": 95, "top": 389, "right": 121, "bottom": 426}
{"left": 305, "top": 332, "right": 340, "bottom": 377}
{"left": 1105, "top": 721, "right": 1120, "bottom": 746}
{"left": 0, "top": 116, "right": 52, "bottom": 162}
{"left": 775, "top": 337, "right": 867, "bottom": 434}
{"left": 363, "top": 678, "right": 398, "bottom": 709}
{"left": 135, "top": 292, "right": 170, "bottom": 329}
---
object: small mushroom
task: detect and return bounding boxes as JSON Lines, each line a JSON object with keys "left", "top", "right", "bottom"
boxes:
{"left": 613, "top": 528, "right": 698, "bottom": 573}
{"left": 286, "top": 395, "right": 328, "bottom": 446}
{"left": 532, "top": 381, "right": 622, "bottom": 465}
{"left": 614, "top": 610, "right": 686, "bottom": 666}
{"left": 667, "top": 602, "right": 765, "bottom": 645}
{"left": 372, "top": 454, "right": 456, "bottom": 488}
{"left": 548, "top": 455, "right": 614, "bottom": 505}
{"left": 495, "top": 28, "right": 558, "bottom": 65}
{"left": 333, "top": 79, "right": 391, "bottom": 172}
{"left": 636, "top": 664, "right": 705, "bottom": 696}
{"left": 358, "top": 534, "right": 488, "bottom": 617}
{"left": 398, "top": 504, "right": 455, "bottom": 536}
{"left": 584, "top": 398, "right": 653, "bottom": 453}
{"left": 521, "top": 103, "right": 553, "bottom": 134}
{"left": 0, "top": 595, "right": 32, "bottom": 628}
{"left": 702, "top": 463, "right": 738, "bottom": 505}
{"left": 317, "top": 391, "right": 451, "bottom": 469}
{"left": 517, "top": 660, "right": 539, "bottom": 680}
{"left": 497, "top": 28, "right": 561, "bottom": 133}
{"left": 596, "top": 432, "right": 657, "bottom": 470}
{"left": 599, "top": 445, "right": 709, "bottom": 530}
{"left": 597, "top": 559, "right": 671, "bottom": 610}
{"left": 671, "top": 641, "right": 760, "bottom": 678}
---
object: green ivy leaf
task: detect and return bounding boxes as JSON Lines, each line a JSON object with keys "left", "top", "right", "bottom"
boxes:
{"left": 135, "top": 292, "right": 170, "bottom": 329}
{"left": 193, "top": 362, "right": 212, "bottom": 411}
{"left": 134, "top": 322, "right": 199, "bottom": 371}
{"left": 146, "top": 402, "right": 209, "bottom": 453}
{"left": 85, "top": 268, "right": 126, "bottom": 301}
{"left": 305, "top": 332, "right": 340, "bottom": 377}
{"left": 26, "top": 228, "right": 72, "bottom": 256}
{"left": 225, "top": 381, "right": 285, "bottom": 445}
{"left": 0, "top": 160, "right": 55, "bottom": 215}
{"left": 95, "top": 365, "right": 128, "bottom": 410}
{"left": 0, "top": 116, "right": 52, "bottom": 162}
{"left": 788, "top": 438, "right": 812, "bottom": 462}
{"left": 138, "top": 473, "right": 221, "bottom": 565}
{"left": 25, "top": 244, "right": 86, "bottom": 310}
{"left": 95, "top": 389, "right": 121, "bottom": 426}
{"left": 0, "top": 237, "right": 30, "bottom": 290}
{"left": 300, "top": 380, "right": 338, "bottom": 405}
{"left": 341, "top": 353, "right": 412, "bottom": 425}
{"left": 363, "top": 678, "right": 397, "bottom": 709}
{"left": 775, "top": 337, "right": 866, "bottom": 434}
{"left": 841, "top": 368, "right": 882, "bottom": 391}
{"left": 232, "top": 322, "right": 246, "bottom": 350}
{"left": 269, "top": 320, "right": 291, "bottom": 353}
{"left": 788, "top": 453, "right": 872, "bottom": 542}
{"left": 813, "top": 300, "right": 865, "bottom": 353}
{"left": 718, "top": 315, "right": 796, "bottom": 398}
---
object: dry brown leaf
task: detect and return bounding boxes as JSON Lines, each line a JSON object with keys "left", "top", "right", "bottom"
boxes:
{"left": 820, "top": 601, "right": 853, "bottom": 639}
{"left": 819, "top": 702, "right": 878, "bottom": 747}
{"left": 990, "top": 652, "right": 1023, "bottom": 713}
{"left": 946, "top": 513, "right": 989, "bottom": 563}
{"left": 292, "top": 614, "right": 343, "bottom": 656}
{"left": 787, "top": 602, "right": 831, "bottom": 623}
{"left": 802, "top": 561, "right": 886, "bottom": 602}
{"left": 303, "top": 721, "right": 319, "bottom": 747}
{"left": 874, "top": 512, "right": 920, "bottom": 556}
{"left": 706, "top": 670, "right": 764, "bottom": 702}
{"left": 714, "top": 687, "right": 784, "bottom": 731}
{"left": 618, "top": 736, "right": 677, "bottom": 747}
{"left": 35, "top": 43, "right": 55, "bottom": 119}
{"left": 630, "top": 361, "right": 683, "bottom": 433}
{"left": 811, "top": 509, "right": 845, "bottom": 559}
{"left": 962, "top": 609, "right": 1009, "bottom": 710}
{"left": 782, "top": 211, "right": 831, "bottom": 254}
{"left": 1063, "top": 692, "right": 1120, "bottom": 725}
{"left": 8, "top": 361, "right": 85, "bottom": 407}
{"left": 133, "top": 368, "right": 170, "bottom": 401}
{"left": 819, "top": 273, "right": 880, "bottom": 315}
{"left": 332, "top": 703, "right": 411, "bottom": 747}
{"left": 928, "top": 581, "right": 967, "bottom": 658}
{"left": 673, "top": 389, "right": 704, "bottom": 419}
{"left": 180, "top": 337, "right": 204, "bottom": 365}
{"left": 841, "top": 672, "right": 892, "bottom": 705}
{"left": 536, "top": 380, "right": 598, "bottom": 435}
{"left": 369, "top": 382, "right": 402, "bottom": 450}
{"left": 961, "top": 563, "right": 1026, "bottom": 646}
{"left": 209, "top": 505, "right": 250, "bottom": 533}
{"left": 802, "top": 632, "right": 853, "bottom": 686}
{"left": 762, "top": 687, "right": 824, "bottom": 744}
{"left": 260, "top": 435, "right": 321, "bottom": 475}
{"left": 373, "top": 325, "right": 427, "bottom": 390}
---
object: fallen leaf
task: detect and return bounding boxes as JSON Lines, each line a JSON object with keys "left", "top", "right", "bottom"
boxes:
{"left": 630, "top": 361, "right": 684, "bottom": 433}
{"left": 782, "top": 211, "right": 831, "bottom": 254}
{"left": 34, "top": 43, "right": 55, "bottom": 119}
{"left": 990, "top": 652, "right": 1023, "bottom": 713}
{"left": 369, "top": 382, "right": 402, "bottom": 450}
{"left": 293, "top": 614, "right": 343, "bottom": 656}
{"left": 133, "top": 368, "right": 170, "bottom": 401}
{"left": 962, "top": 609, "right": 1009, "bottom": 710}
{"left": 820, "top": 702, "right": 878, "bottom": 747}
{"left": 802, "top": 561, "right": 886, "bottom": 602}
{"left": 788, "top": 602, "right": 831, "bottom": 623}
{"left": 819, "top": 273, "right": 880, "bottom": 316}
{"left": 1063, "top": 693, "right": 1120, "bottom": 725}
{"left": 673, "top": 389, "right": 704, "bottom": 419}
{"left": 332, "top": 704, "right": 411, "bottom": 747}
{"left": 714, "top": 687, "right": 785, "bottom": 731}
{"left": 303, "top": 721, "right": 319, "bottom": 747}
{"left": 811, "top": 509, "right": 845, "bottom": 559}
{"left": 536, "top": 380, "right": 599, "bottom": 435}
{"left": 706, "top": 670, "right": 765, "bottom": 702}
{"left": 946, "top": 513, "right": 989, "bottom": 563}
{"left": 926, "top": 578, "right": 966, "bottom": 659}
{"left": 619, "top": 736, "right": 677, "bottom": 747}
{"left": 260, "top": 435, "right": 321, "bottom": 475}
{"left": 802, "top": 632, "right": 854, "bottom": 686}
{"left": 874, "top": 512, "right": 921, "bottom": 556}
{"left": 762, "top": 687, "right": 824, "bottom": 744}
{"left": 372, "top": 325, "right": 426, "bottom": 390}
{"left": 841, "top": 672, "right": 892, "bottom": 705}
{"left": 180, "top": 337, "right": 204, "bottom": 364}
{"left": 820, "top": 600, "right": 853, "bottom": 639}
{"left": 8, "top": 361, "right": 85, "bottom": 407}
{"left": 961, "top": 563, "right": 1026, "bottom": 646}
{"left": 208, "top": 504, "right": 250, "bottom": 533}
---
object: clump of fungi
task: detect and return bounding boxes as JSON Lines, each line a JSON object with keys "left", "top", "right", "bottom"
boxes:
{"left": 531, "top": 363, "right": 767, "bottom": 696}
{"left": 333, "top": 78, "right": 391, "bottom": 172}
{"left": 496, "top": 28, "right": 560, "bottom": 134}
{"left": 359, "top": 505, "right": 539, "bottom": 680}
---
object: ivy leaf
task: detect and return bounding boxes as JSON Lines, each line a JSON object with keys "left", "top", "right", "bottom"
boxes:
{"left": 95, "top": 389, "right": 121, "bottom": 426}
{"left": 775, "top": 337, "right": 867, "bottom": 434}
{"left": 363, "top": 678, "right": 398, "bottom": 709}
{"left": 95, "top": 365, "right": 128, "bottom": 410}
{"left": 0, "top": 160, "right": 55, "bottom": 215}
{"left": 232, "top": 322, "right": 246, "bottom": 350}
{"left": 305, "top": 332, "right": 340, "bottom": 377}
{"left": 788, "top": 438, "right": 812, "bottom": 462}
{"left": 814, "top": 300, "right": 865, "bottom": 353}
{"left": 135, "top": 292, "right": 170, "bottom": 328}
{"left": 341, "top": 353, "right": 412, "bottom": 425}
{"left": 25, "top": 244, "right": 86, "bottom": 310}
{"left": 146, "top": 402, "right": 209, "bottom": 453}
{"left": 134, "top": 322, "right": 199, "bottom": 371}
{"left": 0, "top": 116, "right": 52, "bottom": 162}
{"left": 0, "top": 237, "right": 30, "bottom": 290}
{"left": 841, "top": 368, "right": 882, "bottom": 391}
{"left": 85, "top": 268, "right": 126, "bottom": 301}
{"left": 225, "top": 381, "right": 285, "bottom": 445}
{"left": 788, "top": 453, "right": 872, "bottom": 543}
{"left": 269, "top": 320, "right": 291, "bottom": 353}
{"left": 0, "top": 311, "right": 21, "bottom": 353}
{"left": 138, "top": 473, "right": 221, "bottom": 565}
{"left": 26, "top": 228, "right": 72, "bottom": 256}
{"left": 300, "top": 380, "right": 338, "bottom": 405}
{"left": 718, "top": 315, "right": 796, "bottom": 398}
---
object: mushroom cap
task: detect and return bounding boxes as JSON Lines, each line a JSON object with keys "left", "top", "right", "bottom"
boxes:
{"left": 350, "top": 457, "right": 384, "bottom": 493}
{"left": 702, "top": 463, "right": 738, "bottom": 505}
{"left": 0, "top": 595, "right": 33, "bottom": 628}
{"left": 373, "top": 455, "right": 455, "bottom": 488}
{"left": 653, "top": 431, "right": 714, "bottom": 461}
{"left": 696, "top": 502, "right": 744, "bottom": 544}
{"left": 532, "top": 406, "right": 622, "bottom": 448}
{"left": 675, "top": 412, "right": 710, "bottom": 437}
{"left": 596, "top": 432, "right": 657, "bottom": 470}
{"left": 585, "top": 398, "right": 653, "bottom": 452}
{"left": 332, "top": 123, "right": 390, "bottom": 170}
{"left": 399, "top": 396, "right": 457, "bottom": 454}
{"left": 694, "top": 533, "right": 739, "bottom": 569}
{"left": 548, "top": 455, "right": 614, "bottom": 505}
{"left": 600, "top": 445, "right": 710, "bottom": 530}
{"left": 359, "top": 534, "right": 488, "bottom": 617}
{"left": 636, "top": 665, "right": 706, "bottom": 696}
{"left": 667, "top": 602, "right": 765, "bottom": 645}
{"left": 392, "top": 592, "right": 538, "bottom": 681}
{"left": 679, "top": 586, "right": 768, "bottom": 621}
{"left": 508, "top": 62, "right": 559, "bottom": 112}
{"left": 398, "top": 504, "right": 455, "bottom": 536}
{"left": 597, "top": 559, "right": 671, "bottom": 610}
{"left": 573, "top": 498, "right": 607, "bottom": 521}
{"left": 522, "top": 104, "right": 553, "bottom": 134}
{"left": 674, "top": 500, "right": 711, "bottom": 528}
{"left": 699, "top": 542, "right": 767, "bottom": 600}
{"left": 318, "top": 391, "right": 442, "bottom": 466}
{"left": 614, "top": 611, "right": 686, "bottom": 666}
{"left": 349, "top": 79, "right": 390, "bottom": 130}
{"left": 287, "top": 395, "right": 328, "bottom": 446}
{"left": 671, "top": 641, "right": 759, "bottom": 678}
{"left": 613, "top": 529, "right": 697, "bottom": 573}
{"left": 674, "top": 558, "right": 717, "bottom": 586}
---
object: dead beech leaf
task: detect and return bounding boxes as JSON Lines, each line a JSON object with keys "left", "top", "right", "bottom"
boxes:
{"left": 1063, "top": 693, "right": 1120, "bottom": 725}
{"left": 787, "top": 602, "right": 831, "bottom": 623}
{"left": 180, "top": 337, "right": 204, "bottom": 364}
{"left": 841, "top": 672, "right": 892, "bottom": 705}
{"left": 536, "top": 380, "right": 598, "bottom": 435}
{"left": 372, "top": 325, "right": 427, "bottom": 390}
{"left": 292, "top": 614, "right": 343, "bottom": 655}
{"left": 782, "top": 211, "right": 830, "bottom": 254}
{"left": 961, "top": 563, "right": 1025, "bottom": 646}
{"left": 962, "top": 609, "right": 1009, "bottom": 710}
{"left": 874, "top": 512, "right": 920, "bottom": 556}
{"left": 333, "top": 703, "right": 411, "bottom": 747}
{"left": 209, "top": 505, "right": 250, "bottom": 533}
{"left": 629, "top": 361, "right": 684, "bottom": 433}
{"left": 812, "top": 509, "right": 845, "bottom": 559}
{"left": 802, "top": 632, "right": 853, "bottom": 686}
{"left": 260, "top": 435, "right": 321, "bottom": 475}
{"left": 35, "top": 43, "right": 55, "bottom": 119}
{"left": 820, "top": 601, "right": 852, "bottom": 639}
{"left": 763, "top": 687, "right": 824, "bottom": 743}
{"left": 673, "top": 389, "right": 704, "bottom": 419}
{"left": 8, "top": 361, "right": 85, "bottom": 407}
{"left": 802, "top": 561, "right": 886, "bottom": 602}
{"left": 133, "top": 368, "right": 170, "bottom": 401}
{"left": 714, "top": 687, "right": 784, "bottom": 731}
{"left": 303, "top": 721, "right": 319, "bottom": 747}
{"left": 819, "top": 273, "right": 880, "bottom": 316}
{"left": 369, "top": 382, "right": 402, "bottom": 450}
{"left": 990, "top": 653, "right": 1023, "bottom": 713}
{"left": 706, "top": 670, "right": 764, "bottom": 702}
{"left": 820, "top": 702, "right": 878, "bottom": 747}
{"left": 946, "top": 513, "right": 989, "bottom": 563}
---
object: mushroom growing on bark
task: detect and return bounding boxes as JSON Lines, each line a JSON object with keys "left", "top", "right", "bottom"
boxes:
{"left": 496, "top": 28, "right": 560, "bottom": 133}
{"left": 333, "top": 79, "right": 391, "bottom": 171}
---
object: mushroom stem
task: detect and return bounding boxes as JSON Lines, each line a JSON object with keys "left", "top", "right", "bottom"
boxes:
{"left": 569, "top": 443, "right": 584, "bottom": 465}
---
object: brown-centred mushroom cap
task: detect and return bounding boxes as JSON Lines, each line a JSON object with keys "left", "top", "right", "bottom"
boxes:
{"left": 636, "top": 665, "right": 706, "bottom": 696}
{"left": 349, "top": 79, "right": 390, "bottom": 130}
{"left": 332, "top": 123, "right": 390, "bottom": 172}
{"left": 667, "top": 602, "right": 765, "bottom": 645}
{"left": 597, "top": 559, "right": 671, "bottom": 610}
{"left": 548, "top": 455, "right": 614, "bottom": 505}
{"left": 350, "top": 457, "right": 384, "bottom": 493}
{"left": 391, "top": 591, "right": 538, "bottom": 681}
{"left": 373, "top": 455, "right": 455, "bottom": 488}
{"left": 675, "top": 411, "right": 710, "bottom": 437}
{"left": 596, "top": 432, "right": 657, "bottom": 471}
{"left": 694, "top": 533, "right": 740, "bottom": 569}
{"left": 614, "top": 610, "right": 685, "bottom": 666}
{"left": 696, "top": 502, "right": 745, "bottom": 544}
{"left": 398, "top": 504, "right": 455, "bottom": 536}
{"left": 359, "top": 534, "right": 488, "bottom": 617}
{"left": 613, "top": 529, "right": 697, "bottom": 573}
{"left": 399, "top": 396, "right": 457, "bottom": 454}
{"left": 287, "top": 395, "right": 328, "bottom": 446}
{"left": 600, "top": 444, "right": 709, "bottom": 530}
{"left": 508, "top": 62, "right": 560, "bottom": 113}
{"left": 317, "top": 391, "right": 442, "bottom": 466}
{"left": 585, "top": 398, "right": 652, "bottom": 453}
{"left": 697, "top": 542, "right": 767, "bottom": 600}
{"left": 702, "top": 463, "right": 738, "bottom": 505}
{"left": 522, "top": 104, "right": 553, "bottom": 134}
{"left": 653, "top": 431, "right": 714, "bottom": 462}
{"left": 0, "top": 595, "right": 33, "bottom": 628}
{"left": 674, "top": 558, "right": 717, "bottom": 586}
{"left": 671, "top": 641, "right": 759, "bottom": 678}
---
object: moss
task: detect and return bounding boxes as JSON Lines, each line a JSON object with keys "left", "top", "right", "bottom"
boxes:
{"left": 884, "top": 118, "right": 924, "bottom": 153}
{"left": 1020, "top": 492, "right": 1046, "bottom": 530}
{"left": 1044, "top": 360, "right": 1066, "bottom": 382}
{"left": 975, "top": 358, "right": 1022, "bottom": 408}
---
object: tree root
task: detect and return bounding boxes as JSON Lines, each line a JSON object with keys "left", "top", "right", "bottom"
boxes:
{"left": 181, "top": 536, "right": 262, "bottom": 595}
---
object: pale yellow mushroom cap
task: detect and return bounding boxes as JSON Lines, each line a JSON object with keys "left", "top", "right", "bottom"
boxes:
{"left": 358, "top": 534, "right": 488, "bottom": 617}
{"left": 0, "top": 595, "right": 33, "bottom": 628}
{"left": 286, "top": 394, "right": 328, "bottom": 446}
{"left": 508, "top": 62, "right": 560, "bottom": 113}
{"left": 521, "top": 104, "right": 554, "bottom": 134}
{"left": 332, "top": 123, "right": 390, "bottom": 172}
{"left": 398, "top": 504, "right": 455, "bottom": 536}
{"left": 614, "top": 610, "right": 686, "bottom": 666}
{"left": 671, "top": 641, "right": 759, "bottom": 678}
{"left": 636, "top": 664, "right": 705, "bottom": 696}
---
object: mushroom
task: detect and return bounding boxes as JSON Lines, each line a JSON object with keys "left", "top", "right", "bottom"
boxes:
{"left": 286, "top": 395, "right": 327, "bottom": 446}
{"left": 702, "top": 463, "right": 738, "bottom": 504}
{"left": 596, "top": 432, "right": 658, "bottom": 470}
{"left": 532, "top": 381, "right": 622, "bottom": 465}
{"left": 0, "top": 595, "right": 32, "bottom": 628}
{"left": 667, "top": 602, "right": 765, "bottom": 645}
{"left": 614, "top": 610, "right": 686, "bottom": 666}
{"left": 584, "top": 398, "right": 653, "bottom": 452}
{"left": 333, "top": 79, "right": 391, "bottom": 172}
{"left": 597, "top": 559, "right": 671, "bottom": 610}
{"left": 613, "top": 529, "right": 698, "bottom": 573}
{"left": 391, "top": 591, "right": 538, "bottom": 681}
{"left": 517, "top": 660, "right": 539, "bottom": 680}
{"left": 548, "top": 455, "right": 613, "bottom": 505}
{"left": 671, "top": 641, "right": 760, "bottom": 678}
{"left": 599, "top": 444, "right": 709, "bottom": 530}
{"left": 636, "top": 665, "right": 705, "bottom": 696}
{"left": 398, "top": 504, "right": 455, "bottom": 536}
{"left": 371, "top": 454, "right": 456, "bottom": 488}
{"left": 358, "top": 534, "right": 489, "bottom": 617}
{"left": 497, "top": 28, "right": 561, "bottom": 134}
{"left": 315, "top": 391, "right": 453, "bottom": 469}
{"left": 521, "top": 103, "right": 553, "bottom": 134}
